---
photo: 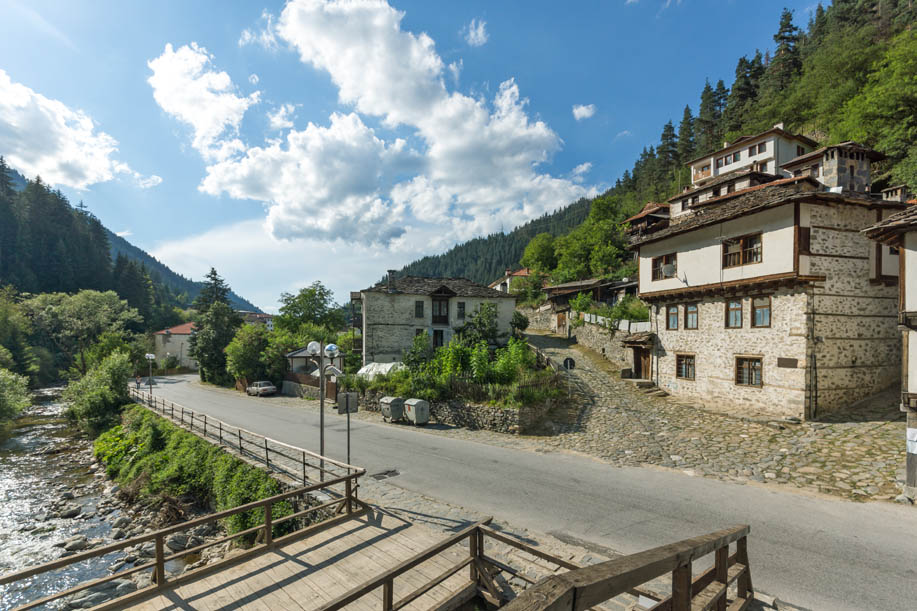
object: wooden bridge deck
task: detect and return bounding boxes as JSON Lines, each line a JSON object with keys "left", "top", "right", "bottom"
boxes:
{"left": 125, "top": 508, "right": 474, "bottom": 611}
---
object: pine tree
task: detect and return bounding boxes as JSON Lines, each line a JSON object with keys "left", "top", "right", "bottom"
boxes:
{"left": 193, "top": 268, "right": 232, "bottom": 313}
{"left": 658, "top": 121, "right": 679, "bottom": 178}
{"left": 695, "top": 81, "right": 718, "bottom": 155}
{"left": 762, "top": 9, "right": 802, "bottom": 96}
{"left": 676, "top": 105, "right": 695, "bottom": 164}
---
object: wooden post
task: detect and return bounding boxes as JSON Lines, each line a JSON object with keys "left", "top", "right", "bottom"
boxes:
{"left": 263, "top": 501, "right": 273, "bottom": 546}
{"left": 672, "top": 563, "right": 691, "bottom": 611}
{"left": 180, "top": 408, "right": 184, "bottom": 425}
{"left": 302, "top": 452, "right": 307, "bottom": 485}
{"left": 382, "top": 579, "right": 394, "bottom": 611}
{"left": 203, "top": 414, "right": 207, "bottom": 438}
{"left": 238, "top": 429, "right": 243, "bottom": 452}
{"left": 154, "top": 533, "right": 166, "bottom": 587}
{"left": 264, "top": 438, "right": 270, "bottom": 468}
{"left": 345, "top": 477, "right": 352, "bottom": 514}
{"left": 715, "top": 546, "right": 728, "bottom": 611}
{"left": 469, "top": 529, "right": 479, "bottom": 583}
{"left": 218, "top": 421, "right": 223, "bottom": 445}
{"left": 737, "top": 536, "right": 753, "bottom": 598}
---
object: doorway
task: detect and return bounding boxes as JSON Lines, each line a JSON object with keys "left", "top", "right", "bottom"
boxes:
{"left": 633, "top": 347, "right": 651, "bottom": 379}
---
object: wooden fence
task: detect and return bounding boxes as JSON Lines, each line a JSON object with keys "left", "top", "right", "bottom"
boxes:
{"left": 503, "top": 524, "right": 753, "bottom": 611}
{"left": 1, "top": 470, "right": 366, "bottom": 611}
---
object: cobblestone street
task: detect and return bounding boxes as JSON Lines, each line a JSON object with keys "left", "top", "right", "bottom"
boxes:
{"left": 527, "top": 332, "right": 908, "bottom": 502}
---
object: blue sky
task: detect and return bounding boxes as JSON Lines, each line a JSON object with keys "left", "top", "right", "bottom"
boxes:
{"left": 0, "top": 0, "right": 818, "bottom": 311}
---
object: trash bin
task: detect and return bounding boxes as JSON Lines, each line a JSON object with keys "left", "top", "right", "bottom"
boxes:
{"left": 380, "top": 396, "right": 405, "bottom": 422}
{"left": 404, "top": 398, "right": 430, "bottom": 425}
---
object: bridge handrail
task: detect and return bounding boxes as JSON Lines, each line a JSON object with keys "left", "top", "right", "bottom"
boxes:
{"left": 503, "top": 524, "right": 753, "bottom": 611}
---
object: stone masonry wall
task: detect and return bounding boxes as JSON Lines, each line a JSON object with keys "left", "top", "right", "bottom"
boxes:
{"left": 518, "top": 306, "right": 551, "bottom": 331}
{"left": 804, "top": 203, "right": 900, "bottom": 416}
{"left": 356, "top": 390, "right": 555, "bottom": 435}
{"left": 568, "top": 321, "right": 632, "bottom": 370}
{"left": 653, "top": 289, "right": 810, "bottom": 418}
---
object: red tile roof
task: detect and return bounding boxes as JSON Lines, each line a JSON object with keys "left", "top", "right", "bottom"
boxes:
{"left": 154, "top": 322, "right": 196, "bottom": 335}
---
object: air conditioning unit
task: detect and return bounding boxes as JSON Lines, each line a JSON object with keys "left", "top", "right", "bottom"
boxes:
{"left": 661, "top": 263, "right": 676, "bottom": 278}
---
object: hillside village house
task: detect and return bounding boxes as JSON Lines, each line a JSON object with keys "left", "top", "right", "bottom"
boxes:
{"left": 152, "top": 322, "right": 197, "bottom": 370}
{"left": 489, "top": 268, "right": 535, "bottom": 293}
{"left": 629, "top": 125, "right": 907, "bottom": 419}
{"left": 863, "top": 201, "right": 917, "bottom": 498}
{"left": 544, "top": 277, "right": 638, "bottom": 336}
{"left": 353, "top": 272, "right": 516, "bottom": 365}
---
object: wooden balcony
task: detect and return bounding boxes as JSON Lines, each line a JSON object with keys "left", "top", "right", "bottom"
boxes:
{"left": 693, "top": 167, "right": 712, "bottom": 180}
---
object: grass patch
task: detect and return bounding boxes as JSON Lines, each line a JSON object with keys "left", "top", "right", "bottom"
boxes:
{"left": 94, "top": 405, "right": 298, "bottom": 537}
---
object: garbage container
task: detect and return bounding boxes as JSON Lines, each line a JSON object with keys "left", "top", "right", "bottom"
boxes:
{"left": 380, "top": 396, "right": 405, "bottom": 422}
{"left": 404, "top": 398, "right": 430, "bottom": 425}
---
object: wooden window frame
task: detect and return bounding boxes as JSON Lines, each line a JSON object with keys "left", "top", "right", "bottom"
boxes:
{"left": 432, "top": 299, "right": 449, "bottom": 325}
{"left": 735, "top": 356, "right": 763, "bottom": 388}
{"left": 457, "top": 301, "right": 466, "bottom": 319}
{"left": 414, "top": 300, "right": 424, "bottom": 318}
{"left": 725, "top": 299, "right": 743, "bottom": 329}
{"left": 722, "top": 233, "right": 763, "bottom": 269}
{"left": 732, "top": 151, "right": 741, "bottom": 163}
{"left": 666, "top": 305, "right": 679, "bottom": 330}
{"left": 748, "top": 145, "right": 755, "bottom": 157}
{"left": 716, "top": 157, "right": 725, "bottom": 169}
{"left": 751, "top": 296, "right": 772, "bottom": 328}
{"left": 757, "top": 142, "right": 766, "bottom": 154}
{"left": 652, "top": 253, "right": 677, "bottom": 281}
{"left": 675, "top": 353, "right": 696, "bottom": 380}
{"left": 684, "top": 303, "right": 698, "bottom": 330}
{"left": 796, "top": 145, "right": 805, "bottom": 157}
{"left": 798, "top": 226, "right": 811, "bottom": 254}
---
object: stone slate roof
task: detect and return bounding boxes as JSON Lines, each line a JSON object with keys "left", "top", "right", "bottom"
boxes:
{"left": 629, "top": 176, "right": 898, "bottom": 247}
{"left": 624, "top": 201, "right": 669, "bottom": 223}
{"left": 862, "top": 206, "right": 917, "bottom": 244}
{"left": 666, "top": 170, "right": 775, "bottom": 203}
{"left": 684, "top": 126, "right": 819, "bottom": 165}
{"left": 362, "top": 276, "right": 516, "bottom": 299}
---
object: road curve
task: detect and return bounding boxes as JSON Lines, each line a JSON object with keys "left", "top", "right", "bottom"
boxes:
{"left": 150, "top": 375, "right": 917, "bottom": 610}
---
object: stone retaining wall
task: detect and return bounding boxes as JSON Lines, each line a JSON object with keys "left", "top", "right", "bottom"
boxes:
{"left": 357, "top": 390, "right": 555, "bottom": 435}
{"left": 568, "top": 320, "right": 632, "bottom": 370}
{"left": 281, "top": 380, "right": 321, "bottom": 400}
{"left": 518, "top": 306, "right": 551, "bottom": 331}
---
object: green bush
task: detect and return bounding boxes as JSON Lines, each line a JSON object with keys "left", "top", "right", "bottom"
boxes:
{"left": 63, "top": 351, "right": 132, "bottom": 435}
{"left": 569, "top": 291, "right": 593, "bottom": 313}
{"left": 94, "top": 406, "right": 294, "bottom": 536}
{"left": 0, "top": 368, "right": 30, "bottom": 421}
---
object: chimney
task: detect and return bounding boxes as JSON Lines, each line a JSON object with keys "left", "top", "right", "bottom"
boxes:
{"left": 506, "top": 268, "right": 512, "bottom": 276}
{"left": 723, "top": 141, "right": 729, "bottom": 149}
{"left": 773, "top": 122, "right": 785, "bottom": 130}
{"left": 386, "top": 270, "right": 396, "bottom": 292}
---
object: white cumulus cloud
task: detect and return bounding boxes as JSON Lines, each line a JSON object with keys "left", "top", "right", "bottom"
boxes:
{"left": 147, "top": 42, "right": 260, "bottom": 162}
{"left": 150, "top": 0, "right": 591, "bottom": 253}
{"left": 0, "top": 69, "right": 159, "bottom": 190}
{"left": 462, "top": 18, "right": 488, "bottom": 47}
{"left": 572, "top": 103, "right": 596, "bottom": 121}
{"left": 239, "top": 10, "right": 279, "bottom": 51}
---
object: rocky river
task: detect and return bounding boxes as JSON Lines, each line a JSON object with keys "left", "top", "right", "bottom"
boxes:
{"left": 0, "top": 391, "right": 227, "bottom": 610}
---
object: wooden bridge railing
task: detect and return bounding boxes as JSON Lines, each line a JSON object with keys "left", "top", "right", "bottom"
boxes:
{"left": 129, "top": 387, "right": 351, "bottom": 483}
{"left": 1, "top": 469, "right": 367, "bottom": 611}
{"left": 503, "top": 524, "right": 753, "bottom": 611}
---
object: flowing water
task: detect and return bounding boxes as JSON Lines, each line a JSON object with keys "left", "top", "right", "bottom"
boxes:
{"left": 0, "top": 391, "right": 123, "bottom": 610}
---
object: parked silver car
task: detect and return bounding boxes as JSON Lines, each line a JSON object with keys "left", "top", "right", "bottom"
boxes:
{"left": 246, "top": 381, "right": 277, "bottom": 396}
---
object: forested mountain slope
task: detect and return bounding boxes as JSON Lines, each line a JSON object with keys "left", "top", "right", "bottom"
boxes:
{"left": 0, "top": 159, "right": 259, "bottom": 323}
{"left": 400, "top": 0, "right": 917, "bottom": 286}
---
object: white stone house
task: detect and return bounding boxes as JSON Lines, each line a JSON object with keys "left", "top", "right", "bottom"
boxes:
{"left": 630, "top": 137, "right": 906, "bottom": 419}
{"left": 354, "top": 273, "right": 517, "bottom": 364}
{"left": 863, "top": 201, "right": 917, "bottom": 497}
{"left": 152, "top": 322, "right": 197, "bottom": 370}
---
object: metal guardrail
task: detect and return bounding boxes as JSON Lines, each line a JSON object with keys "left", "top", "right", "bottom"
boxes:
{"left": 129, "top": 387, "right": 354, "bottom": 483}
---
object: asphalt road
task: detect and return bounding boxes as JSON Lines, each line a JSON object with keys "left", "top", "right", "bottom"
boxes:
{"left": 151, "top": 375, "right": 917, "bottom": 610}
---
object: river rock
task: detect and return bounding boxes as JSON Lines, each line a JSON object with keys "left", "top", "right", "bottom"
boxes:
{"left": 64, "top": 536, "right": 89, "bottom": 551}
{"left": 111, "top": 528, "right": 126, "bottom": 540}
{"left": 60, "top": 505, "right": 82, "bottom": 519}
{"left": 114, "top": 579, "right": 137, "bottom": 596}
{"left": 112, "top": 516, "right": 131, "bottom": 529}
{"left": 166, "top": 533, "right": 189, "bottom": 551}
{"left": 138, "top": 542, "right": 156, "bottom": 557}
{"left": 61, "top": 491, "right": 75, "bottom": 500}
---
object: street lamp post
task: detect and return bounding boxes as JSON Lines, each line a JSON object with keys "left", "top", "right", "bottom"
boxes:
{"left": 306, "top": 341, "right": 341, "bottom": 481}
{"left": 145, "top": 353, "right": 156, "bottom": 395}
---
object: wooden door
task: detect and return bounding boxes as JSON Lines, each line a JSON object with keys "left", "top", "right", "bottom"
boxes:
{"left": 634, "top": 347, "right": 651, "bottom": 379}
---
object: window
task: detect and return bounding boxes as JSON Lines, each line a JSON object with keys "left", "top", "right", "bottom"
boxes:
{"left": 667, "top": 305, "right": 679, "bottom": 330}
{"left": 726, "top": 299, "right": 743, "bottom": 328}
{"left": 756, "top": 161, "right": 768, "bottom": 173}
{"left": 732, "top": 151, "right": 741, "bottom": 163}
{"left": 736, "top": 357, "right": 762, "bottom": 387}
{"left": 712, "top": 188, "right": 720, "bottom": 197}
{"left": 723, "top": 233, "right": 762, "bottom": 268}
{"left": 752, "top": 297, "right": 771, "bottom": 328}
{"left": 432, "top": 299, "right": 449, "bottom": 324}
{"left": 701, "top": 164, "right": 710, "bottom": 173}
{"left": 797, "top": 145, "right": 805, "bottom": 156}
{"left": 727, "top": 182, "right": 735, "bottom": 194}
{"left": 685, "top": 304, "right": 698, "bottom": 329}
{"left": 716, "top": 157, "right": 725, "bottom": 169}
{"left": 691, "top": 196, "right": 699, "bottom": 205}
{"left": 757, "top": 142, "right": 766, "bottom": 154}
{"left": 676, "top": 354, "right": 695, "bottom": 380}
{"left": 810, "top": 164, "right": 820, "bottom": 177}
{"left": 433, "top": 329, "right": 445, "bottom": 348}
{"left": 798, "top": 226, "right": 811, "bottom": 254}
{"left": 415, "top": 300, "right": 424, "bottom": 318}
{"left": 415, "top": 328, "right": 425, "bottom": 336}
{"left": 457, "top": 302, "right": 465, "bottom": 319}
{"left": 652, "top": 253, "right": 677, "bottom": 281}
{"left": 748, "top": 145, "right": 756, "bottom": 157}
